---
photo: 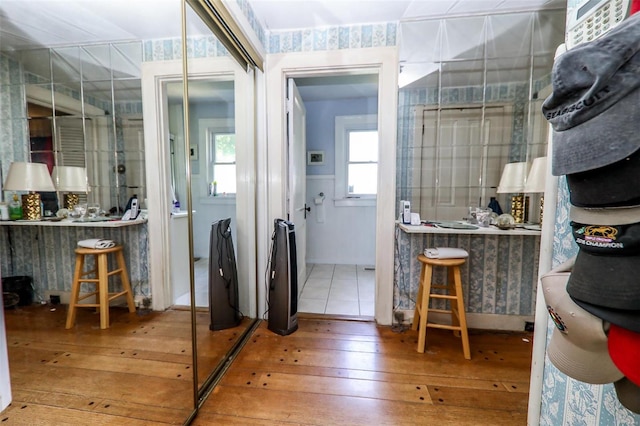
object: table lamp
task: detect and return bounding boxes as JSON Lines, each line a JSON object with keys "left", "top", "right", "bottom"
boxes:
{"left": 52, "top": 166, "right": 89, "bottom": 210}
{"left": 523, "top": 157, "right": 547, "bottom": 225}
{"left": 3, "top": 162, "right": 56, "bottom": 220}
{"left": 496, "top": 162, "right": 528, "bottom": 223}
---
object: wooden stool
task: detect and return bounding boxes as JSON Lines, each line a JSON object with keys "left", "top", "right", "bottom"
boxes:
{"left": 65, "top": 245, "right": 136, "bottom": 329}
{"left": 412, "top": 254, "right": 471, "bottom": 359}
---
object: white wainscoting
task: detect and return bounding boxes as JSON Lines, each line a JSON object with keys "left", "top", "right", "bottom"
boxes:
{"left": 306, "top": 175, "right": 376, "bottom": 265}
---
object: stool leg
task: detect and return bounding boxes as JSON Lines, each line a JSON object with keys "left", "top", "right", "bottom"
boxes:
{"left": 416, "top": 265, "right": 433, "bottom": 353}
{"left": 453, "top": 266, "right": 471, "bottom": 360}
{"left": 97, "top": 253, "right": 110, "bottom": 329}
{"left": 65, "top": 253, "right": 85, "bottom": 329}
{"left": 411, "top": 264, "right": 426, "bottom": 331}
{"left": 116, "top": 249, "right": 136, "bottom": 313}
{"left": 448, "top": 267, "right": 460, "bottom": 338}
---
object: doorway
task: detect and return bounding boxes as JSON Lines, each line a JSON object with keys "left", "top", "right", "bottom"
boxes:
{"left": 262, "top": 47, "right": 398, "bottom": 325}
{"left": 291, "top": 74, "right": 379, "bottom": 317}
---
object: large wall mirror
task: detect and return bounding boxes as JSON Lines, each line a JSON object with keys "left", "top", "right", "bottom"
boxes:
{"left": 0, "top": 0, "right": 259, "bottom": 422}
{"left": 140, "top": 0, "right": 260, "bottom": 409}
{"left": 19, "top": 42, "right": 144, "bottom": 215}
{"left": 397, "top": 10, "right": 565, "bottom": 222}
{"left": 182, "top": 1, "right": 258, "bottom": 401}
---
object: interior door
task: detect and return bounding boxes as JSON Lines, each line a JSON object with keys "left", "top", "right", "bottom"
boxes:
{"left": 419, "top": 106, "right": 509, "bottom": 220}
{"left": 287, "top": 78, "right": 307, "bottom": 294}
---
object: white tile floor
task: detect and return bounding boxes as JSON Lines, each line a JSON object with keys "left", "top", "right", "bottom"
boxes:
{"left": 175, "top": 260, "right": 375, "bottom": 318}
{"left": 298, "top": 264, "right": 375, "bottom": 317}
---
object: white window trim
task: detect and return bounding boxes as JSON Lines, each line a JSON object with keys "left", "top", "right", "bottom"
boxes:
{"left": 334, "top": 114, "right": 378, "bottom": 207}
{"left": 198, "top": 118, "right": 235, "bottom": 200}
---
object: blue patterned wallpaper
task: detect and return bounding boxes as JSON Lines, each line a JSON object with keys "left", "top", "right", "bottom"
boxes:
{"left": 0, "top": 50, "right": 149, "bottom": 300}
{"left": 0, "top": 224, "right": 149, "bottom": 301}
{"left": 396, "top": 79, "right": 534, "bottom": 213}
{"left": 539, "top": 178, "right": 640, "bottom": 424}
{"left": 143, "top": 36, "right": 230, "bottom": 62}
{"left": 0, "top": 54, "right": 28, "bottom": 177}
{"left": 396, "top": 81, "right": 540, "bottom": 315}
{"left": 396, "top": 229, "right": 540, "bottom": 315}
{"left": 537, "top": 0, "right": 640, "bottom": 421}
{"left": 267, "top": 23, "right": 397, "bottom": 53}
{"left": 233, "top": 0, "right": 267, "bottom": 49}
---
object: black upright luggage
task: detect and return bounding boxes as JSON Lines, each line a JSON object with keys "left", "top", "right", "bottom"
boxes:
{"left": 208, "top": 218, "right": 241, "bottom": 330}
{"left": 267, "top": 219, "right": 298, "bottom": 335}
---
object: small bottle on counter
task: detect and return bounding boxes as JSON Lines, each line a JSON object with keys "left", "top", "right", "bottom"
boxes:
{"left": 9, "top": 193, "right": 22, "bottom": 220}
{"left": 0, "top": 202, "right": 9, "bottom": 220}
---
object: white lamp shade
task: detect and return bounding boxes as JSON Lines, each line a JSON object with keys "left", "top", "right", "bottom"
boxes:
{"left": 52, "top": 166, "right": 89, "bottom": 192}
{"left": 523, "top": 157, "right": 547, "bottom": 193}
{"left": 3, "top": 162, "right": 55, "bottom": 192}
{"left": 496, "top": 162, "right": 528, "bottom": 193}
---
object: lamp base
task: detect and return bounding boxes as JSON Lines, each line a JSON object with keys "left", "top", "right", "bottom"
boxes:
{"left": 64, "top": 193, "right": 80, "bottom": 210}
{"left": 510, "top": 194, "right": 529, "bottom": 224}
{"left": 22, "top": 193, "right": 42, "bottom": 220}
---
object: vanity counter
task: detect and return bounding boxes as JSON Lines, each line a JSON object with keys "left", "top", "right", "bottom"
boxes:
{"left": 398, "top": 222, "right": 541, "bottom": 236}
{"left": 0, "top": 217, "right": 146, "bottom": 228}
{"left": 0, "top": 218, "right": 149, "bottom": 304}
{"left": 396, "top": 222, "right": 540, "bottom": 330}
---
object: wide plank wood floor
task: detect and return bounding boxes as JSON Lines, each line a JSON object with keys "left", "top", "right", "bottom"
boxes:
{"left": 1, "top": 303, "right": 250, "bottom": 425}
{"left": 193, "top": 316, "right": 533, "bottom": 425}
{"left": 2, "top": 307, "right": 534, "bottom": 425}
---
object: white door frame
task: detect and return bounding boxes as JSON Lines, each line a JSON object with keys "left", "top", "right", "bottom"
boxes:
{"left": 141, "top": 57, "right": 256, "bottom": 315}
{"left": 262, "top": 47, "right": 398, "bottom": 325}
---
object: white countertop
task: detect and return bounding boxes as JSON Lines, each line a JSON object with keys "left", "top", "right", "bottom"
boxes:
{"left": 398, "top": 222, "right": 541, "bottom": 236}
{"left": 0, "top": 217, "right": 147, "bottom": 228}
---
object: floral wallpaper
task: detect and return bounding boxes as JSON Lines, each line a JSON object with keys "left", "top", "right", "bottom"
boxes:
{"left": 396, "top": 229, "right": 540, "bottom": 316}
{"left": 537, "top": 0, "right": 640, "bottom": 422}
{"left": 267, "top": 23, "right": 397, "bottom": 53}
{"left": 538, "top": 182, "right": 640, "bottom": 425}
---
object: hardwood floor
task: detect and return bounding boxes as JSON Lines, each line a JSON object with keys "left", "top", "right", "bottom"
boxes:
{"left": 1, "top": 304, "right": 249, "bottom": 425}
{"left": 1, "top": 308, "right": 534, "bottom": 425}
{"left": 194, "top": 315, "right": 533, "bottom": 425}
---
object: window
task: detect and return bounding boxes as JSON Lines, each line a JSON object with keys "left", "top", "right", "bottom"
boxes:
{"left": 208, "top": 131, "right": 236, "bottom": 195}
{"left": 335, "top": 114, "right": 378, "bottom": 205}
{"left": 347, "top": 130, "right": 378, "bottom": 195}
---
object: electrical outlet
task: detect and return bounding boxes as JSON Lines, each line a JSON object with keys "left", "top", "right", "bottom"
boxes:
{"left": 141, "top": 297, "right": 152, "bottom": 309}
{"left": 525, "top": 321, "right": 534, "bottom": 332}
{"left": 134, "top": 295, "right": 145, "bottom": 308}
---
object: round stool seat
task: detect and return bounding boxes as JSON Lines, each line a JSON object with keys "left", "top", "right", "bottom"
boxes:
{"left": 65, "top": 244, "right": 136, "bottom": 329}
{"left": 417, "top": 254, "right": 466, "bottom": 267}
{"left": 412, "top": 251, "right": 471, "bottom": 359}
{"left": 74, "top": 245, "right": 125, "bottom": 256}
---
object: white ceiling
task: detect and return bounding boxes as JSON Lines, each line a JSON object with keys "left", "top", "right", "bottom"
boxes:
{"left": 0, "top": 0, "right": 566, "bottom": 51}
{"left": 0, "top": 0, "right": 566, "bottom": 101}
{"left": 250, "top": 0, "right": 565, "bottom": 31}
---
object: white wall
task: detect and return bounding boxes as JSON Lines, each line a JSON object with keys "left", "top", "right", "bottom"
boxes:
{"left": 0, "top": 275, "right": 12, "bottom": 411}
{"left": 190, "top": 187, "right": 237, "bottom": 259}
{"left": 306, "top": 175, "right": 376, "bottom": 265}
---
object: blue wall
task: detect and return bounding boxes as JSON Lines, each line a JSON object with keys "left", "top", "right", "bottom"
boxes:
{"left": 304, "top": 96, "right": 377, "bottom": 176}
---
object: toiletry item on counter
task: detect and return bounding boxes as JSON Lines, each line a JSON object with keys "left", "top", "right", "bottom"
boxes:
{"left": 0, "top": 203, "right": 8, "bottom": 220}
{"left": 9, "top": 193, "right": 22, "bottom": 220}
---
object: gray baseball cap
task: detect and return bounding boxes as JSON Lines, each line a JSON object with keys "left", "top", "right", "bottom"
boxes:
{"left": 542, "top": 13, "right": 640, "bottom": 176}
